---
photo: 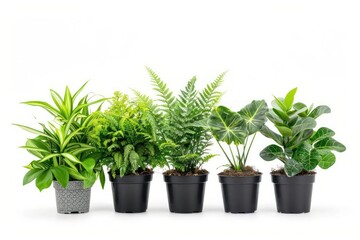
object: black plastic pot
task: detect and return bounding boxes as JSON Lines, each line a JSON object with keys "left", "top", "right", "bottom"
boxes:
{"left": 272, "top": 174, "right": 315, "bottom": 213}
{"left": 108, "top": 173, "right": 153, "bottom": 213}
{"left": 164, "top": 174, "right": 208, "bottom": 213}
{"left": 219, "top": 175, "right": 261, "bottom": 213}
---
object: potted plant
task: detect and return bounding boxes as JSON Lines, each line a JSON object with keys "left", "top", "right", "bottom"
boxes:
{"left": 259, "top": 87, "right": 346, "bottom": 213}
{"left": 144, "top": 67, "right": 225, "bottom": 213}
{"left": 87, "top": 91, "right": 166, "bottom": 213}
{"left": 15, "top": 82, "right": 106, "bottom": 214}
{"left": 207, "top": 100, "right": 268, "bottom": 213}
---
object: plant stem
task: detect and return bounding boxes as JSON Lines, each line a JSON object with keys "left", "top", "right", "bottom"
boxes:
{"left": 228, "top": 145, "right": 236, "bottom": 169}
{"left": 236, "top": 145, "right": 243, "bottom": 171}
{"left": 244, "top": 133, "right": 257, "bottom": 166}
{"left": 216, "top": 140, "right": 234, "bottom": 168}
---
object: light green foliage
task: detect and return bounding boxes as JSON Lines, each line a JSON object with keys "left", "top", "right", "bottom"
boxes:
{"left": 260, "top": 88, "right": 346, "bottom": 177}
{"left": 146, "top": 67, "right": 225, "bottom": 173}
{"left": 87, "top": 92, "right": 166, "bottom": 177}
{"left": 16, "top": 82, "right": 106, "bottom": 191}
{"left": 207, "top": 100, "right": 268, "bottom": 171}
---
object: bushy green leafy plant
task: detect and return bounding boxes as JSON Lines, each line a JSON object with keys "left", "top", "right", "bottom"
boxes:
{"left": 15, "top": 82, "right": 106, "bottom": 191}
{"left": 207, "top": 100, "right": 268, "bottom": 171}
{"left": 145, "top": 67, "right": 225, "bottom": 173}
{"left": 259, "top": 87, "right": 346, "bottom": 177}
{"left": 87, "top": 91, "right": 166, "bottom": 177}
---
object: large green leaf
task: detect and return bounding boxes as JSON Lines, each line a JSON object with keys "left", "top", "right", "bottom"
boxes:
{"left": 238, "top": 100, "right": 268, "bottom": 134}
{"left": 35, "top": 169, "right": 53, "bottom": 191}
{"left": 310, "top": 127, "right": 335, "bottom": 143}
{"left": 82, "top": 158, "right": 95, "bottom": 173}
{"left": 308, "top": 105, "right": 331, "bottom": 119}
{"left": 291, "top": 117, "right": 316, "bottom": 136}
{"left": 284, "top": 158, "right": 303, "bottom": 177}
{"left": 314, "top": 138, "right": 346, "bottom": 152}
{"left": 260, "top": 145, "right": 285, "bottom": 161}
{"left": 318, "top": 151, "right": 336, "bottom": 169}
{"left": 51, "top": 166, "right": 69, "bottom": 188}
{"left": 21, "top": 101, "right": 60, "bottom": 117}
{"left": 83, "top": 172, "right": 96, "bottom": 189}
{"left": 284, "top": 87, "right": 297, "bottom": 110}
{"left": 260, "top": 125, "right": 283, "bottom": 145}
{"left": 208, "top": 106, "right": 247, "bottom": 145}
{"left": 293, "top": 144, "right": 321, "bottom": 170}
{"left": 23, "top": 168, "right": 44, "bottom": 185}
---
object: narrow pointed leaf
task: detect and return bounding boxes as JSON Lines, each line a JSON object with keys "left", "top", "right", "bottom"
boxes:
{"left": 284, "top": 87, "right": 297, "bottom": 110}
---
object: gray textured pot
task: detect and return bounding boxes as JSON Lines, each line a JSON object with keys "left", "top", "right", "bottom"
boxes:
{"left": 53, "top": 181, "right": 91, "bottom": 214}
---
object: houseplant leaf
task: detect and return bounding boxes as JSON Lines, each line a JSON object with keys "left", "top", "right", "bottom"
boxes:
{"left": 208, "top": 106, "right": 247, "bottom": 145}
{"left": 238, "top": 100, "right": 268, "bottom": 134}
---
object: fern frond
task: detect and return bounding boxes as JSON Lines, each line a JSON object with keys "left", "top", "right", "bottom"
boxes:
{"left": 198, "top": 71, "right": 226, "bottom": 111}
{"left": 146, "top": 67, "right": 176, "bottom": 114}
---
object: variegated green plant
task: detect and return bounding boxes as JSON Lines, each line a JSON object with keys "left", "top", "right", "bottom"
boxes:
{"left": 207, "top": 100, "right": 268, "bottom": 171}
{"left": 15, "top": 82, "right": 106, "bottom": 191}
{"left": 259, "top": 87, "right": 346, "bottom": 177}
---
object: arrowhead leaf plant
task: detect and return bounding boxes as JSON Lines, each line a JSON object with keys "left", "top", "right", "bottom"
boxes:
{"left": 259, "top": 87, "right": 346, "bottom": 177}
{"left": 15, "top": 82, "right": 107, "bottom": 191}
{"left": 207, "top": 100, "right": 268, "bottom": 172}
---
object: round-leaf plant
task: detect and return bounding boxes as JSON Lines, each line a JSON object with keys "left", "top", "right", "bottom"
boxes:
{"left": 207, "top": 100, "right": 268, "bottom": 172}
{"left": 259, "top": 87, "right": 346, "bottom": 177}
{"left": 15, "top": 82, "right": 107, "bottom": 191}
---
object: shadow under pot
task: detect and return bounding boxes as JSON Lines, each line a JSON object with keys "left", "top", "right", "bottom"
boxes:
{"left": 272, "top": 174, "right": 316, "bottom": 213}
{"left": 164, "top": 174, "right": 208, "bottom": 213}
{"left": 53, "top": 181, "right": 91, "bottom": 214}
{"left": 108, "top": 173, "right": 153, "bottom": 213}
{"left": 219, "top": 174, "right": 261, "bottom": 213}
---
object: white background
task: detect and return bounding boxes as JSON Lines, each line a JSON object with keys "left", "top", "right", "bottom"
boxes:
{"left": 1, "top": 0, "right": 359, "bottom": 239}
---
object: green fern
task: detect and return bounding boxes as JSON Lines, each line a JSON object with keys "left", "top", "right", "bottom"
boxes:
{"left": 146, "top": 68, "right": 225, "bottom": 173}
{"left": 87, "top": 91, "right": 166, "bottom": 177}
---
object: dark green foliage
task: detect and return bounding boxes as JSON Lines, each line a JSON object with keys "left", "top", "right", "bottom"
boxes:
{"left": 207, "top": 100, "right": 268, "bottom": 171}
{"left": 260, "top": 88, "right": 346, "bottom": 177}
{"left": 145, "top": 67, "right": 225, "bottom": 173}
{"left": 87, "top": 92, "right": 166, "bottom": 177}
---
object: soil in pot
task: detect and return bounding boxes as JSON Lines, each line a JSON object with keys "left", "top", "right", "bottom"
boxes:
{"left": 53, "top": 181, "right": 91, "bottom": 214}
{"left": 163, "top": 169, "right": 208, "bottom": 213}
{"left": 219, "top": 167, "right": 261, "bottom": 213}
{"left": 272, "top": 169, "right": 316, "bottom": 213}
{"left": 108, "top": 169, "right": 153, "bottom": 213}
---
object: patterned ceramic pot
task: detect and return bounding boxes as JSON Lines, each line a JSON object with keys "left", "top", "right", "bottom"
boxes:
{"left": 53, "top": 181, "right": 91, "bottom": 214}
